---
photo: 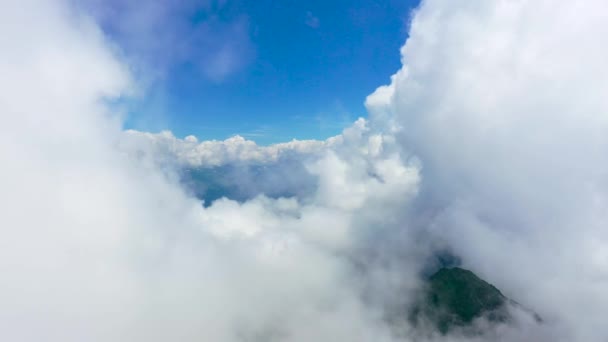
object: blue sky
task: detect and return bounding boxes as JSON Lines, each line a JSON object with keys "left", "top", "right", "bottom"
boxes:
{"left": 95, "top": 0, "right": 420, "bottom": 144}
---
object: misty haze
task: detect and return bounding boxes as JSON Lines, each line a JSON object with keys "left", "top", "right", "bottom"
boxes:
{"left": 1, "top": 0, "right": 607, "bottom": 341}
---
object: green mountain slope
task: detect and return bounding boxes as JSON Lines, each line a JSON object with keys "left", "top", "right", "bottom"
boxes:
{"left": 410, "top": 267, "right": 510, "bottom": 334}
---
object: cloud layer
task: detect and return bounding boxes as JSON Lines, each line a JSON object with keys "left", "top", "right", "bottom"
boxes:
{"left": 2, "top": 0, "right": 608, "bottom": 341}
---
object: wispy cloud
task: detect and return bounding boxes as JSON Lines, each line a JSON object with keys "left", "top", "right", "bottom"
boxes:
{"left": 305, "top": 11, "right": 320, "bottom": 29}
{"left": 81, "top": 0, "right": 255, "bottom": 83}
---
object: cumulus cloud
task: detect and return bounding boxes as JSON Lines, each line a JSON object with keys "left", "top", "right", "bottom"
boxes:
{"left": 0, "top": 2, "right": 418, "bottom": 341}
{"left": 2, "top": 0, "right": 608, "bottom": 341}
{"left": 120, "top": 130, "right": 329, "bottom": 167}
{"left": 366, "top": 0, "right": 608, "bottom": 340}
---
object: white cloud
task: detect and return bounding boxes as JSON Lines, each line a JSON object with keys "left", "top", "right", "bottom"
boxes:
{"left": 120, "top": 130, "right": 329, "bottom": 167}
{"left": 365, "top": 0, "right": 608, "bottom": 340}
{"left": 2, "top": 0, "right": 608, "bottom": 341}
{"left": 0, "top": 1, "right": 419, "bottom": 341}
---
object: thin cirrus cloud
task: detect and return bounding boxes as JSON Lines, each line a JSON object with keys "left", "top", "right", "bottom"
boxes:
{"left": 305, "top": 11, "right": 320, "bottom": 29}
{"left": 81, "top": 0, "right": 255, "bottom": 82}
{"left": 1, "top": 0, "right": 608, "bottom": 341}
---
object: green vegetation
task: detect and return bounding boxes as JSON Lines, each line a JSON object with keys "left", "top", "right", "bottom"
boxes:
{"left": 411, "top": 267, "right": 509, "bottom": 334}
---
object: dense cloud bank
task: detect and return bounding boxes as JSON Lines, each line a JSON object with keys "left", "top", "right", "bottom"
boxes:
{"left": 1, "top": 0, "right": 608, "bottom": 341}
